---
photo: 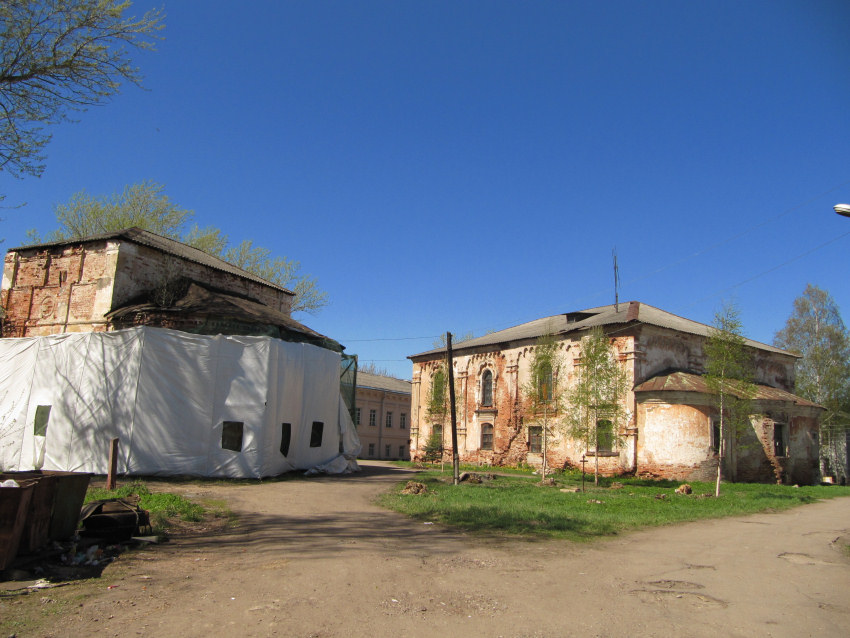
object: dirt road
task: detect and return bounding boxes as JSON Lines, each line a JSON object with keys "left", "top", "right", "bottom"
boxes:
{"left": 27, "top": 462, "right": 850, "bottom": 637}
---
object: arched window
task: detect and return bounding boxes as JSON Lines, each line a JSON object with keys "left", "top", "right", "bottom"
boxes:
{"left": 481, "top": 369, "right": 493, "bottom": 407}
{"left": 480, "top": 423, "right": 494, "bottom": 450}
{"left": 536, "top": 361, "right": 553, "bottom": 402}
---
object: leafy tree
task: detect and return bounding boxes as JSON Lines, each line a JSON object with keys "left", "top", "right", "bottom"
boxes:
{"left": 422, "top": 427, "right": 443, "bottom": 464}
{"left": 774, "top": 284, "right": 850, "bottom": 480}
{"left": 426, "top": 364, "right": 449, "bottom": 422}
{"left": 0, "top": 0, "right": 164, "bottom": 179}
{"left": 773, "top": 284, "right": 850, "bottom": 413}
{"left": 223, "top": 240, "right": 326, "bottom": 316}
{"left": 522, "top": 333, "right": 562, "bottom": 480}
{"left": 564, "top": 327, "right": 629, "bottom": 485}
{"left": 28, "top": 181, "right": 328, "bottom": 314}
{"left": 704, "top": 302, "right": 755, "bottom": 496}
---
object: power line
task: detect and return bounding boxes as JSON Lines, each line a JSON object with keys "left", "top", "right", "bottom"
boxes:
{"left": 690, "top": 229, "right": 850, "bottom": 308}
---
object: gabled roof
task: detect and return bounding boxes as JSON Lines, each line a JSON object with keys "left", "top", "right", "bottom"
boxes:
{"left": 409, "top": 301, "right": 791, "bottom": 360}
{"left": 634, "top": 370, "right": 822, "bottom": 408}
{"left": 357, "top": 371, "right": 412, "bottom": 395}
{"left": 10, "top": 227, "right": 293, "bottom": 296}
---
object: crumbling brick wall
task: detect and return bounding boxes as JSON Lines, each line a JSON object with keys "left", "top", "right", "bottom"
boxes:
{"left": 2, "top": 238, "right": 293, "bottom": 337}
{"left": 1, "top": 243, "right": 115, "bottom": 336}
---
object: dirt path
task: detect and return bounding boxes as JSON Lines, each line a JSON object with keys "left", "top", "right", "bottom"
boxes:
{"left": 25, "top": 462, "right": 850, "bottom": 637}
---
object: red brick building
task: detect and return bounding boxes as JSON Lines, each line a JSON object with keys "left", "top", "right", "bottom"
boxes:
{"left": 409, "top": 302, "right": 822, "bottom": 484}
{"left": 1, "top": 228, "right": 337, "bottom": 350}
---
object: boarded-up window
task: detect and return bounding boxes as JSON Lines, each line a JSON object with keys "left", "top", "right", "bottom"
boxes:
{"left": 528, "top": 426, "right": 542, "bottom": 453}
{"left": 222, "top": 421, "right": 244, "bottom": 452}
{"left": 481, "top": 423, "right": 494, "bottom": 450}
{"left": 280, "top": 423, "right": 292, "bottom": 457}
{"left": 34, "top": 405, "right": 51, "bottom": 436}
{"left": 310, "top": 421, "right": 324, "bottom": 448}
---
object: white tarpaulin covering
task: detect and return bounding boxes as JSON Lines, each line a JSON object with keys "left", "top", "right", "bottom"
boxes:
{"left": 0, "top": 327, "right": 360, "bottom": 477}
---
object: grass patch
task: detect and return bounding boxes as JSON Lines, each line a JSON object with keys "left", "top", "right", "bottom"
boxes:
{"left": 86, "top": 481, "right": 206, "bottom": 533}
{"left": 391, "top": 460, "right": 541, "bottom": 476}
{"left": 379, "top": 469, "right": 850, "bottom": 542}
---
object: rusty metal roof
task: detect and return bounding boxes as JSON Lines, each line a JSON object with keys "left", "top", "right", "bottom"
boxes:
{"left": 634, "top": 370, "right": 822, "bottom": 408}
{"left": 10, "top": 227, "right": 294, "bottom": 295}
{"left": 357, "top": 372, "right": 412, "bottom": 395}
{"left": 409, "top": 301, "right": 793, "bottom": 360}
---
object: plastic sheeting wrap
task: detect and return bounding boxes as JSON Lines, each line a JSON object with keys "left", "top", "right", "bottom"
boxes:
{"left": 0, "top": 327, "right": 360, "bottom": 477}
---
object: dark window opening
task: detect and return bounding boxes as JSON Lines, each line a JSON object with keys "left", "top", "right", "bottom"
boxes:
{"left": 222, "top": 421, "right": 244, "bottom": 452}
{"left": 773, "top": 423, "right": 787, "bottom": 457}
{"left": 481, "top": 423, "right": 494, "bottom": 451}
{"left": 481, "top": 370, "right": 493, "bottom": 407}
{"left": 310, "top": 421, "right": 324, "bottom": 448}
{"left": 280, "top": 423, "right": 292, "bottom": 457}
{"left": 385, "top": 444, "right": 391, "bottom": 458}
{"left": 34, "top": 405, "right": 51, "bottom": 437}
{"left": 528, "top": 426, "right": 542, "bottom": 453}
{"left": 711, "top": 417, "right": 721, "bottom": 453}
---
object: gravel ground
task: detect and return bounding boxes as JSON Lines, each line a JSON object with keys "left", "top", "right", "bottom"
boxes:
{"left": 7, "top": 461, "right": 850, "bottom": 637}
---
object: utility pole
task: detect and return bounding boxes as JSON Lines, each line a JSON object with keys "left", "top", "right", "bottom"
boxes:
{"left": 446, "top": 332, "right": 460, "bottom": 485}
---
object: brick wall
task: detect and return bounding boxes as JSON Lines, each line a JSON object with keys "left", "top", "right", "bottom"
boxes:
{"left": 2, "top": 237, "right": 294, "bottom": 336}
{"left": 1, "top": 243, "right": 115, "bottom": 336}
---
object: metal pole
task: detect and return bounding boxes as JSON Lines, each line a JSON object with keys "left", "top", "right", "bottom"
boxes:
{"left": 447, "top": 332, "right": 460, "bottom": 485}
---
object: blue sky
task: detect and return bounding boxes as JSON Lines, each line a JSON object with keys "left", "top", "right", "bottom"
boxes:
{"left": 3, "top": 1, "right": 850, "bottom": 379}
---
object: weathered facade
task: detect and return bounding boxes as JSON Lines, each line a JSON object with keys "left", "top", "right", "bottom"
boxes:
{"left": 355, "top": 372, "right": 412, "bottom": 461}
{"left": 409, "top": 302, "right": 822, "bottom": 484}
{"left": 0, "top": 228, "right": 337, "bottom": 349}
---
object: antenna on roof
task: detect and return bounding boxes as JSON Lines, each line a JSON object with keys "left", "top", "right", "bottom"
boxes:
{"left": 613, "top": 248, "right": 620, "bottom": 313}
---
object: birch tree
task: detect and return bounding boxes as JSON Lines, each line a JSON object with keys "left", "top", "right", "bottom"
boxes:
{"left": 774, "top": 284, "right": 850, "bottom": 480}
{"left": 704, "top": 302, "right": 755, "bottom": 496}
{"left": 565, "top": 327, "right": 629, "bottom": 486}
{"left": 522, "top": 333, "right": 562, "bottom": 480}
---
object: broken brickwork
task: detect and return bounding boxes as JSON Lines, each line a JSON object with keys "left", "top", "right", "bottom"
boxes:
{"left": 2, "top": 233, "right": 293, "bottom": 337}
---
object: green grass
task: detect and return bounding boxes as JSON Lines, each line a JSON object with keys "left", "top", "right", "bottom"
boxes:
{"left": 391, "top": 460, "right": 541, "bottom": 476}
{"left": 378, "top": 469, "right": 850, "bottom": 541}
{"left": 85, "top": 481, "right": 206, "bottom": 532}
